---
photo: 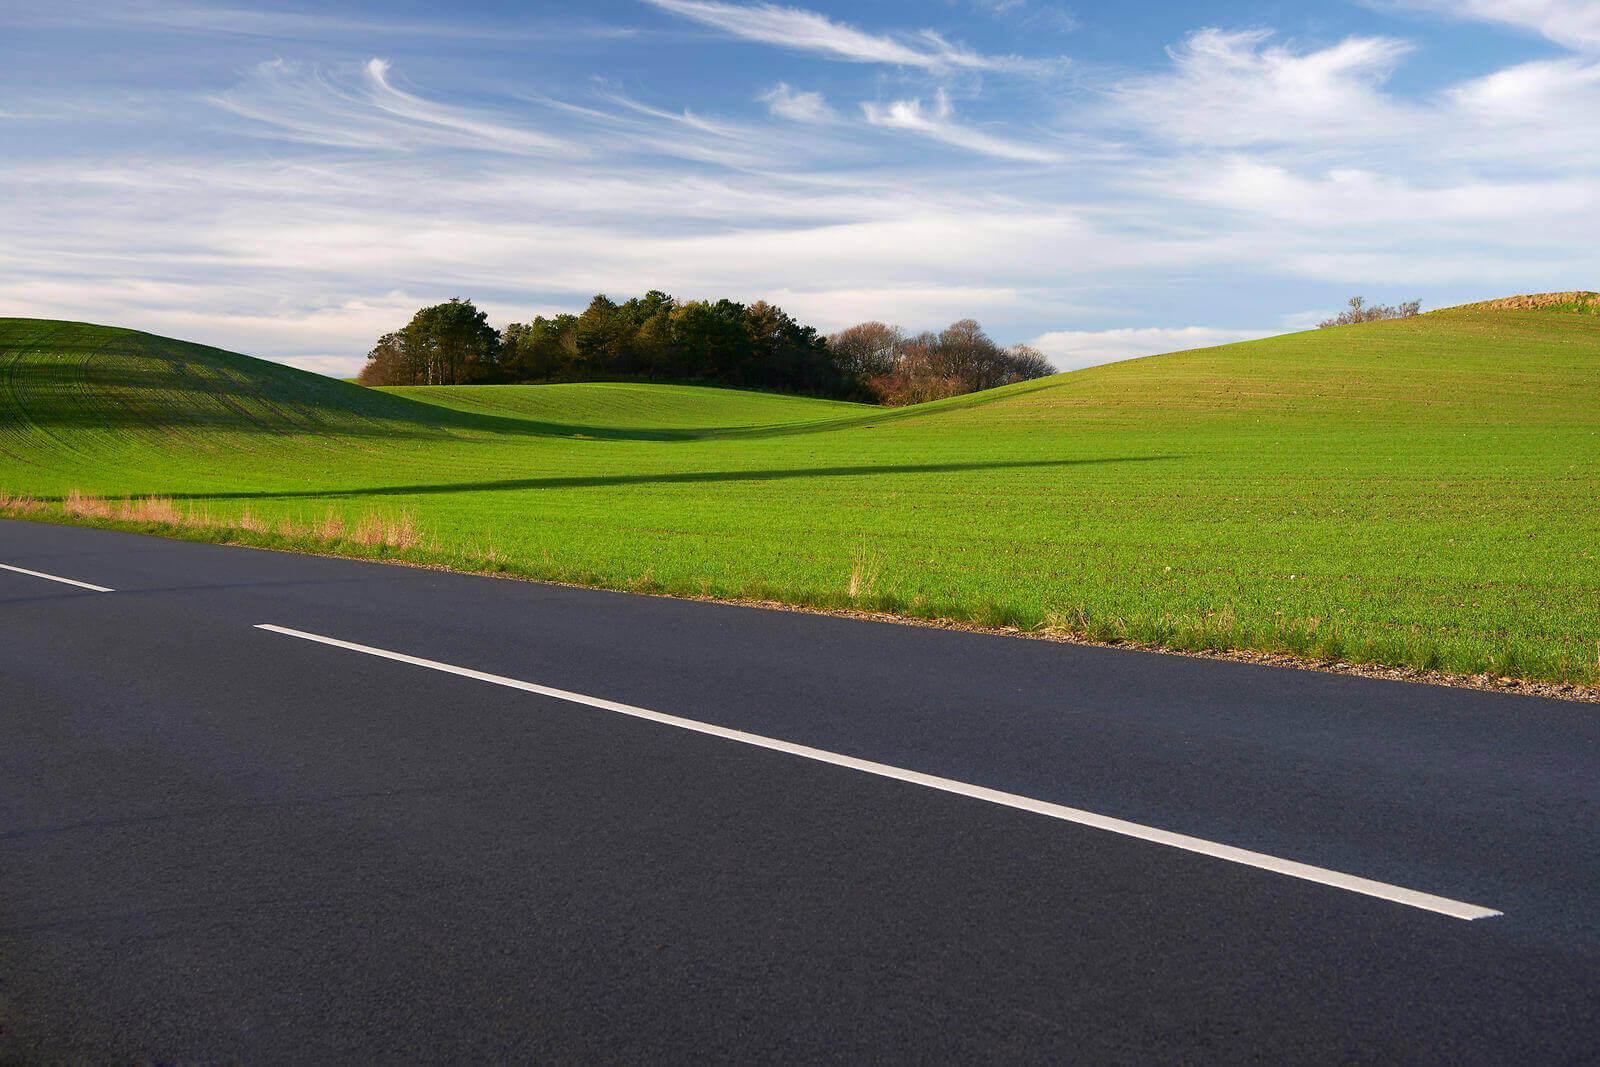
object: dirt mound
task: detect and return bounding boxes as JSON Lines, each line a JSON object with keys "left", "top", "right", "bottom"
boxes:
{"left": 1441, "top": 291, "right": 1600, "bottom": 314}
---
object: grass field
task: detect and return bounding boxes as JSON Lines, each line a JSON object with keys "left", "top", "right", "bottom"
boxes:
{"left": 2, "top": 307, "right": 1597, "bottom": 686}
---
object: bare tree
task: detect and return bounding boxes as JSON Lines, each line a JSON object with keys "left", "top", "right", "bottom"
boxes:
{"left": 826, "top": 321, "right": 904, "bottom": 378}
{"left": 1319, "top": 296, "right": 1422, "bottom": 328}
{"left": 1004, "top": 343, "right": 1053, "bottom": 381}
{"left": 830, "top": 318, "right": 1053, "bottom": 405}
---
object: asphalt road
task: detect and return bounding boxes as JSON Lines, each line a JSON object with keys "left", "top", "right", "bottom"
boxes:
{"left": 2, "top": 518, "right": 1597, "bottom": 1062}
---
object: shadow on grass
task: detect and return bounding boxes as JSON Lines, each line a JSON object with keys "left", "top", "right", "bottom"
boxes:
{"left": 94, "top": 455, "right": 1181, "bottom": 503}
{"left": 5, "top": 352, "right": 864, "bottom": 442}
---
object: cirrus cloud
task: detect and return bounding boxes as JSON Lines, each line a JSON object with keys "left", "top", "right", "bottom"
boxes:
{"left": 1387, "top": 0, "right": 1600, "bottom": 53}
{"left": 862, "top": 90, "right": 1063, "bottom": 161}
{"left": 641, "top": 0, "right": 1053, "bottom": 72}
{"left": 213, "top": 58, "right": 577, "bottom": 156}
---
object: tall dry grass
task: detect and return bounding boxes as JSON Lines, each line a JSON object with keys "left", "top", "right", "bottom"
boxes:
{"left": 847, "top": 537, "right": 881, "bottom": 600}
{"left": 0, "top": 490, "right": 45, "bottom": 515}
{"left": 352, "top": 509, "right": 422, "bottom": 549}
{"left": 5, "top": 490, "right": 428, "bottom": 552}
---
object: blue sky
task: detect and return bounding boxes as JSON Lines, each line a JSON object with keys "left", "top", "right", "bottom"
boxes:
{"left": 2, "top": 1, "right": 1597, "bottom": 374}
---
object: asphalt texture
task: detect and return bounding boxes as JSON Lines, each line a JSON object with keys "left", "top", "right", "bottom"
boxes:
{"left": 2, "top": 518, "right": 1597, "bottom": 1062}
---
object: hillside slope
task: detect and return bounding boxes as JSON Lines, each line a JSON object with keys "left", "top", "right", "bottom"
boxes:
{"left": 382, "top": 381, "right": 869, "bottom": 438}
{"left": 0, "top": 317, "right": 455, "bottom": 436}
{"left": 2, "top": 308, "right": 1597, "bottom": 686}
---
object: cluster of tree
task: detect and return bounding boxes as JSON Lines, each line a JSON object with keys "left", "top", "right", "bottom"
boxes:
{"left": 359, "top": 299, "right": 501, "bottom": 386}
{"left": 358, "top": 294, "right": 856, "bottom": 397}
{"left": 500, "top": 292, "right": 857, "bottom": 397}
{"left": 826, "top": 320, "right": 1052, "bottom": 406}
{"left": 357, "top": 294, "right": 1053, "bottom": 404}
{"left": 1318, "top": 296, "right": 1422, "bottom": 329}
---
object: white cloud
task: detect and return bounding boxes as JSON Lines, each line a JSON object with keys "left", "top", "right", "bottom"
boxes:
{"left": 1281, "top": 308, "right": 1336, "bottom": 331}
{"left": 1111, "top": 28, "right": 1416, "bottom": 146}
{"left": 641, "top": 0, "right": 1045, "bottom": 71}
{"left": 272, "top": 355, "right": 364, "bottom": 377}
{"left": 1388, "top": 0, "right": 1600, "bottom": 52}
{"left": 537, "top": 87, "right": 856, "bottom": 169}
{"left": 600, "top": 91, "right": 744, "bottom": 139}
{"left": 1447, "top": 56, "right": 1600, "bottom": 153}
{"left": 212, "top": 58, "right": 576, "bottom": 156}
{"left": 1110, "top": 23, "right": 1600, "bottom": 163}
{"left": 0, "top": 2, "right": 640, "bottom": 43}
{"left": 0, "top": 277, "right": 430, "bottom": 376}
{"left": 764, "top": 285, "right": 1029, "bottom": 332}
{"left": 973, "top": 0, "right": 1078, "bottom": 32}
{"left": 862, "top": 90, "right": 1062, "bottom": 162}
{"left": 760, "top": 83, "right": 835, "bottom": 123}
{"left": 1103, "top": 22, "right": 1600, "bottom": 173}
{"left": 1168, "top": 156, "right": 1600, "bottom": 224}
{"left": 1104, "top": 18, "right": 1600, "bottom": 268}
{"left": 1028, "top": 326, "right": 1276, "bottom": 370}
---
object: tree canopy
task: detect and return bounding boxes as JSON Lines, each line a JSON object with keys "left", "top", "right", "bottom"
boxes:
{"left": 358, "top": 292, "right": 1054, "bottom": 404}
{"left": 357, "top": 298, "right": 501, "bottom": 386}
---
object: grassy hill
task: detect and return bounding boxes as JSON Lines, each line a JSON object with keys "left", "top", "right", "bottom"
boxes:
{"left": 2, "top": 308, "right": 1597, "bottom": 687}
{"left": 380, "top": 381, "right": 870, "bottom": 438}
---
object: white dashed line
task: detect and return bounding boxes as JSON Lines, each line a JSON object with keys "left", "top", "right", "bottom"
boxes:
{"left": 0, "top": 562, "right": 114, "bottom": 592}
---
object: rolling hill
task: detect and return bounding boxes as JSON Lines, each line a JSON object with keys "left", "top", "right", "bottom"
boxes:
{"left": 2, "top": 305, "right": 1597, "bottom": 687}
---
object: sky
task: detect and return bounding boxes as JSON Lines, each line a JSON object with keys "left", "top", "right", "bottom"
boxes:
{"left": 2, "top": 0, "right": 1597, "bottom": 375}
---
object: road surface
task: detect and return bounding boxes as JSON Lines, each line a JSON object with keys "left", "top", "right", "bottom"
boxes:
{"left": 2, "top": 519, "right": 1597, "bottom": 1061}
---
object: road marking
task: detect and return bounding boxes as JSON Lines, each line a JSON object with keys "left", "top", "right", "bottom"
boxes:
{"left": 255, "top": 621, "right": 1502, "bottom": 922}
{"left": 0, "top": 562, "right": 114, "bottom": 593}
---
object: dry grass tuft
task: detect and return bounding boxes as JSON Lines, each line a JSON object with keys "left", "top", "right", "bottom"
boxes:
{"left": 21, "top": 491, "right": 426, "bottom": 552}
{"left": 847, "top": 538, "right": 880, "bottom": 600}
{"left": 351, "top": 510, "right": 422, "bottom": 549}
{"left": 0, "top": 490, "right": 45, "bottom": 514}
{"left": 120, "top": 496, "right": 182, "bottom": 524}
{"left": 64, "top": 488, "right": 115, "bottom": 518}
{"left": 316, "top": 509, "right": 345, "bottom": 540}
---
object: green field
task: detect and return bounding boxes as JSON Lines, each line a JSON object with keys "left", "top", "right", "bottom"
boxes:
{"left": 2, "top": 307, "right": 1598, "bottom": 685}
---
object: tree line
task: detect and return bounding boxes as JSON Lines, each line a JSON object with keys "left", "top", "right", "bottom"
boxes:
{"left": 357, "top": 294, "right": 1052, "bottom": 405}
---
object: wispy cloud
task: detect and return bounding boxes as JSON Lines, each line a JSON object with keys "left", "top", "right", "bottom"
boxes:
{"left": 536, "top": 86, "right": 842, "bottom": 168}
{"left": 1109, "top": 24, "right": 1600, "bottom": 167}
{"left": 760, "top": 83, "right": 836, "bottom": 123}
{"left": 1111, "top": 28, "right": 1415, "bottom": 146}
{"left": 600, "top": 90, "right": 745, "bottom": 139}
{"left": 1171, "top": 157, "right": 1600, "bottom": 225}
{"left": 862, "top": 90, "right": 1062, "bottom": 162}
{"left": 211, "top": 58, "right": 577, "bottom": 156}
{"left": 1, "top": 1, "right": 639, "bottom": 43}
{"left": 971, "top": 0, "right": 1080, "bottom": 33}
{"left": 1386, "top": 0, "right": 1600, "bottom": 52}
{"left": 641, "top": 0, "right": 1047, "bottom": 71}
{"left": 1448, "top": 55, "right": 1600, "bottom": 148}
